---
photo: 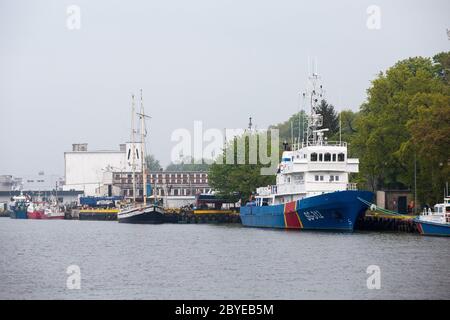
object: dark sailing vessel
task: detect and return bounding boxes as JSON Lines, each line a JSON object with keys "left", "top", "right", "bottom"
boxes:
{"left": 118, "top": 203, "right": 169, "bottom": 224}
{"left": 118, "top": 90, "right": 175, "bottom": 224}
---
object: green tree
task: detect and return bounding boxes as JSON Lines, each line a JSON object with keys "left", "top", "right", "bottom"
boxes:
{"left": 166, "top": 157, "right": 210, "bottom": 172}
{"left": 271, "top": 99, "right": 338, "bottom": 146}
{"left": 145, "top": 154, "right": 162, "bottom": 171}
{"left": 403, "top": 93, "right": 450, "bottom": 205}
{"left": 270, "top": 110, "right": 307, "bottom": 147}
{"left": 433, "top": 51, "right": 450, "bottom": 85}
{"left": 352, "top": 53, "right": 450, "bottom": 205}
{"left": 315, "top": 100, "right": 339, "bottom": 137}
{"left": 208, "top": 132, "right": 276, "bottom": 202}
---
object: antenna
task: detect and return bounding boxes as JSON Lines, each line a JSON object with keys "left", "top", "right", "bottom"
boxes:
{"left": 338, "top": 91, "right": 342, "bottom": 145}
{"left": 290, "top": 121, "right": 294, "bottom": 149}
{"left": 248, "top": 116, "right": 253, "bottom": 131}
{"left": 305, "top": 72, "right": 324, "bottom": 145}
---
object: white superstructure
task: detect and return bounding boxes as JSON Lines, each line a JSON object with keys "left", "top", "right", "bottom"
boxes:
{"left": 254, "top": 73, "right": 359, "bottom": 206}
{"left": 417, "top": 197, "right": 450, "bottom": 224}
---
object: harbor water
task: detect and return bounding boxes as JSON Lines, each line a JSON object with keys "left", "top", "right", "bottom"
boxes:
{"left": 0, "top": 218, "right": 449, "bottom": 299}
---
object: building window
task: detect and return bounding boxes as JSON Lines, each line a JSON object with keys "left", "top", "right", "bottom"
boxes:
{"left": 332, "top": 154, "right": 336, "bottom": 162}
{"left": 338, "top": 153, "right": 345, "bottom": 161}
{"left": 315, "top": 175, "right": 319, "bottom": 181}
{"left": 330, "top": 175, "right": 334, "bottom": 181}
{"left": 318, "top": 154, "right": 323, "bottom": 161}
{"left": 311, "top": 153, "right": 317, "bottom": 161}
{"left": 335, "top": 175, "right": 339, "bottom": 181}
{"left": 320, "top": 176, "right": 324, "bottom": 181}
{"left": 324, "top": 153, "right": 331, "bottom": 162}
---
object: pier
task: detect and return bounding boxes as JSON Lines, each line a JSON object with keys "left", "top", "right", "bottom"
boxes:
{"left": 64, "top": 207, "right": 241, "bottom": 224}
{"left": 177, "top": 209, "right": 241, "bottom": 224}
{"left": 356, "top": 211, "right": 418, "bottom": 233}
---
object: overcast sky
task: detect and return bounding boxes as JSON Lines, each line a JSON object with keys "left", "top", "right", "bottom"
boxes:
{"left": 1, "top": 0, "right": 449, "bottom": 177}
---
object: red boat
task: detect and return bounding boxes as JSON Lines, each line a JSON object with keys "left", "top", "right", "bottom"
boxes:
{"left": 42, "top": 205, "right": 65, "bottom": 219}
{"left": 26, "top": 202, "right": 45, "bottom": 219}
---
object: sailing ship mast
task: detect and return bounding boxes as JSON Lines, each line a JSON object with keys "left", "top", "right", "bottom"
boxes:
{"left": 131, "top": 94, "right": 137, "bottom": 203}
{"left": 138, "top": 89, "right": 151, "bottom": 206}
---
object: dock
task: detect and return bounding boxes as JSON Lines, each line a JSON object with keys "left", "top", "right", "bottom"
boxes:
{"left": 64, "top": 207, "right": 241, "bottom": 224}
{"left": 356, "top": 211, "right": 418, "bottom": 233}
{"left": 177, "top": 209, "right": 241, "bottom": 224}
{"left": 55, "top": 206, "right": 421, "bottom": 232}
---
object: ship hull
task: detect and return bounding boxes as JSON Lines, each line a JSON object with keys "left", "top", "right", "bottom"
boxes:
{"left": 414, "top": 219, "right": 450, "bottom": 237}
{"left": 79, "top": 209, "right": 118, "bottom": 221}
{"left": 118, "top": 205, "right": 173, "bottom": 224}
{"left": 42, "top": 211, "right": 65, "bottom": 220}
{"left": 42, "top": 215, "right": 65, "bottom": 220}
{"left": 10, "top": 209, "right": 27, "bottom": 219}
{"left": 27, "top": 210, "right": 45, "bottom": 219}
{"left": 240, "top": 190, "right": 373, "bottom": 231}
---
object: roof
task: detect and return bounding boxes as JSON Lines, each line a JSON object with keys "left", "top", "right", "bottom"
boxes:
{"left": 0, "top": 190, "right": 84, "bottom": 196}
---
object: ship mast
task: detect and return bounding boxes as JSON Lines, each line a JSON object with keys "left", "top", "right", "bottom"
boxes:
{"left": 131, "top": 94, "right": 137, "bottom": 203}
{"left": 138, "top": 89, "right": 151, "bottom": 206}
{"left": 303, "top": 72, "right": 325, "bottom": 146}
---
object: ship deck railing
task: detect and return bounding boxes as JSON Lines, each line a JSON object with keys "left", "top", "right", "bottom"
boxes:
{"left": 346, "top": 183, "right": 358, "bottom": 191}
{"left": 291, "top": 141, "right": 348, "bottom": 150}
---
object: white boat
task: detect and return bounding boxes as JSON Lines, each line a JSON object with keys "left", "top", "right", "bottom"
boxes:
{"left": 414, "top": 197, "right": 450, "bottom": 236}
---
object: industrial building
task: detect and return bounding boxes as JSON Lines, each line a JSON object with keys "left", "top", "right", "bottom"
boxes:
{"left": 62, "top": 142, "right": 212, "bottom": 208}
{"left": 0, "top": 175, "right": 21, "bottom": 191}
{"left": 0, "top": 190, "right": 83, "bottom": 205}
{"left": 20, "top": 172, "right": 64, "bottom": 192}
{"left": 63, "top": 142, "right": 142, "bottom": 195}
{"left": 98, "top": 171, "right": 212, "bottom": 208}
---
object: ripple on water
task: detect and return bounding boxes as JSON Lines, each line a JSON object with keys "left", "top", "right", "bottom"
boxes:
{"left": 0, "top": 219, "right": 449, "bottom": 299}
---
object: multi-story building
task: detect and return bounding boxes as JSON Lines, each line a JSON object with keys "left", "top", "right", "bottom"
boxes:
{"left": 95, "top": 171, "right": 211, "bottom": 208}
{"left": 20, "top": 172, "right": 64, "bottom": 192}
{"left": 0, "top": 175, "right": 15, "bottom": 192}
{"left": 0, "top": 173, "right": 64, "bottom": 192}
{"left": 62, "top": 143, "right": 212, "bottom": 207}
{"left": 111, "top": 171, "right": 211, "bottom": 198}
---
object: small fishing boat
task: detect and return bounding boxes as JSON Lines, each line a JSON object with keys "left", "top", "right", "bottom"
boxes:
{"left": 42, "top": 196, "right": 65, "bottom": 220}
{"left": 9, "top": 193, "right": 29, "bottom": 219}
{"left": 27, "top": 201, "right": 45, "bottom": 219}
{"left": 414, "top": 197, "right": 450, "bottom": 236}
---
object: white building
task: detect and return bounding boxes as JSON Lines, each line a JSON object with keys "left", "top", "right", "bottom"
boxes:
{"left": 0, "top": 173, "right": 62, "bottom": 192}
{"left": 21, "top": 171, "right": 64, "bottom": 191}
{"left": 63, "top": 143, "right": 142, "bottom": 196}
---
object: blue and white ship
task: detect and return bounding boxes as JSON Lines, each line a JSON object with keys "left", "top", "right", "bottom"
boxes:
{"left": 414, "top": 197, "right": 450, "bottom": 237}
{"left": 9, "top": 193, "right": 29, "bottom": 219}
{"left": 240, "top": 73, "right": 373, "bottom": 231}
